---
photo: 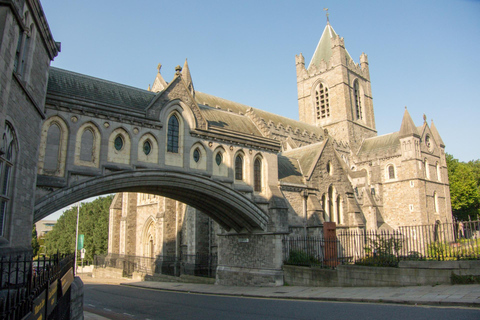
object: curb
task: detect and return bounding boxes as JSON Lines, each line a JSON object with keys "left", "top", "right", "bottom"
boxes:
{"left": 120, "top": 283, "right": 480, "bottom": 309}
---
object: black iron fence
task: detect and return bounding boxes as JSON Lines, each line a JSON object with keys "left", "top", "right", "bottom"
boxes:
{"left": 283, "top": 220, "right": 480, "bottom": 268}
{"left": 94, "top": 252, "right": 218, "bottom": 278}
{"left": 0, "top": 251, "right": 74, "bottom": 319}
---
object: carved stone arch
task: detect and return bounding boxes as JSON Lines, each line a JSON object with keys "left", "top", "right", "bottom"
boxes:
{"left": 74, "top": 121, "right": 101, "bottom": 168}
{"left": 138, "top": 133, "right": 158, "bottom": 164}
{"left": 38, "top": 115, "right": 69, "bottom": 176}
{"left": 190, "top": 141, "right": 207, "bottom": 171}
{"left": 213, "top": 146, "right": 228, "bottom": 177}
{"left": 108, "top": 127, "right": 131, "bottom": 165}
{"left": 160, "top": 100, "right": 196, "bottom": 131}
{"left": 141, "top": 216, "right": 157, "bottom": 258}
{"left": 385, "top": 162, "right": 396, "bottom": 181}
{"left": 147, "top": 76, "right": 207, "bottom": 130}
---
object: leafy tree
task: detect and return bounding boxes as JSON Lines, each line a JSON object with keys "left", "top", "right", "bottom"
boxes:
{"left": 44, "top": 195, "right": 113, "bottom": 262}
{"left": 447, "top": 154, "right": 480, "bottom": 221}
{"left": 32, "top": 224, "right": 40, "bottom": 257}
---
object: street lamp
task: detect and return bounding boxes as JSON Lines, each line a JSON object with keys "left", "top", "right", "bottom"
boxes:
{"left": 74, "top": 201, "right": 80, "bottom": 275}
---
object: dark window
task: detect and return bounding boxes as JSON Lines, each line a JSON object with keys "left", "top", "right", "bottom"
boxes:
{"left": 167, "top": 115, "right": 179, "bottom": 153}
{"left": 114, "top": 135, "right": 124, "bottom": 151}
{"left": 388, "top": 165, "right": 395, "bottom": 180}
{"left": 44, "top": 124, "right": 61, "bottom": 172}
{"left": 215, "top": 152, "right": 222, "bottom": 166}
{"left": 254, "top": 158, "right": 262, "bottom": 192}
{"left": 354, "top": 80, "right": 363, "bottom": 120}
{"left": 80, "top": 129, "right": 94, "bottom": 162}
{"left": 235, "top": 155, "right": 243, "bottom": 181}
{"left": 143, "top": 140, "right": 152, "bottom": 155}
{"left": 193, "top": 148, "right": 200, "bottom": 163}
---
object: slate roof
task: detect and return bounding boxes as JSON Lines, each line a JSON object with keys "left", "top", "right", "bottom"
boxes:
{"left": 278, "top": 141, "right": 326, "bottom": 184}
{"left": 308, "top": 22, "right": 353, "bottom": 70}
{"left": 357, "top": 132, "right": 401, "bottom": 156}
{"left": 48, "top": 68, "right": 325, "bottom": 144}
{"left": 47, "top": 67, "right": 156, "bottom": 111}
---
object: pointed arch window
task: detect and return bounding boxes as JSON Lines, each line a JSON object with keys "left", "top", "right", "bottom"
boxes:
{"left": 254, "top": 158, "right": 262, "bottom": 192}
{"left": 44, "top": 123, "right": 61, "bottom": 172}
{"left": 354, "top": 80, "right": 363, "bottom": 120}
{"left": 235, "top": 154, "right": 243, "bottom": 181}
{"left": 80, "top": 128, "right": 95, "bottom": 162}
{"left": 387, "top": 165, "right": 396, "bottom": 180}
{"left": 434, "top": 192, "right": 439, "bottom": 213}
{"left": 167, "top": 115, "right": 179, "bottom": 153}
{"left": 315, "top": 82, "right": 330, "bottom": 119}
{"left": 0, "top": 124, "right": 16, "bottom": 237}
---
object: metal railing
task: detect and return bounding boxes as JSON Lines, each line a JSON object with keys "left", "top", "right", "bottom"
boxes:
{"left": 94, "top": 252, "right": 218, "bottom": 278}
{"left": 283, "top": 220, "right": 480, "bottom": 268}
{"left": 0, "top": 251, "right": 74, "bottom": 319}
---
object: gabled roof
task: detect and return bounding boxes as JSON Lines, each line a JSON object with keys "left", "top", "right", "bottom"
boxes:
{"left": 47, "top": 67, "right": 156, "bottom": 111}
{"left": 279, "top": 141, "right": 327, "bottom": 184}
{"left": 308, "top": 22, "right": 353, "bottom": 70}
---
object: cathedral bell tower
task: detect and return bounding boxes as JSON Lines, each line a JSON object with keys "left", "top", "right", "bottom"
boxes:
{"left": 296, "top": 18, "right": 377, "bottom": 152}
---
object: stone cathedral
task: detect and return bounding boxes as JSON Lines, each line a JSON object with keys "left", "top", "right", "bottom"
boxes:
{"left": 107, "top": 21, "right": 452, "bottom": 276}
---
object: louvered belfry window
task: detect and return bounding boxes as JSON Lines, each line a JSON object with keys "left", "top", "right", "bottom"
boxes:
{"left": 315, "top": 83, "right": 330, "bottom": 119}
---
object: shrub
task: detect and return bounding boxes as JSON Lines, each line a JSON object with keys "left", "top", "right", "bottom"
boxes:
{"left": 286, "top": 250, "right": 320, "bottom": 266}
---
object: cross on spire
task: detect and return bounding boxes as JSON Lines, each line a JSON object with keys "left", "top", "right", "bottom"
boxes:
{"left": 323, "top": 8, "right": 330, "bottom": 23}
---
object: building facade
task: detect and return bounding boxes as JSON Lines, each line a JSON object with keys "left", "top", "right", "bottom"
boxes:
{"left": 0, "top": 0, "right": 58, "bottom": 251}
{"left": 102, "top": 21, "right": 451, "bottom": 278}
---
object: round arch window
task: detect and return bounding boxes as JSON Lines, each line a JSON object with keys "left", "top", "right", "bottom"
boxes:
{"left": 215, "top": 152, "right": 222, "bottom": 166}
{"left": 143, "top": 140, "right": 152, "bottom": 155}
{"left": 193, "top": 148, "right": 201, "bottom": 163}
{"left": 114, "top": 135, "right": 124, "bottom": 151}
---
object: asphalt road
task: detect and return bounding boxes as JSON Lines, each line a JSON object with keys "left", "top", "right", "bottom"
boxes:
{"left": 84, "top": 283, "right": 480, "bottom": 320}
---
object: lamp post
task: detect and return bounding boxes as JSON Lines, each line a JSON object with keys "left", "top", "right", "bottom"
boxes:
{"left": 74, "top": 201, "right": 80, "bottom": 275}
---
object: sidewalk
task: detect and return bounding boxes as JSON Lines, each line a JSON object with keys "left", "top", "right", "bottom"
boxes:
{"left": 83, "top": 276, "right": 480, "bottom": 319}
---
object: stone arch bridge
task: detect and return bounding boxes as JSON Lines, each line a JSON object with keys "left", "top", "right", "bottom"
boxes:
{"left": 34, "top": 66, "right": 299, "bottom": 285}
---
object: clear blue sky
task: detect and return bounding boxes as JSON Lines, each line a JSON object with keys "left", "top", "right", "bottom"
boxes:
{"left": 41, "top": 0, "right": 479, "bottom": 164}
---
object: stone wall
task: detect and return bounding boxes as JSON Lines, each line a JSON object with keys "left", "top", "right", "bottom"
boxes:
{"left": 216, "top": 233, "right": 284, "bottom": 286}
{"left": 283, "top": 261, "right": 480, "bottom": 287}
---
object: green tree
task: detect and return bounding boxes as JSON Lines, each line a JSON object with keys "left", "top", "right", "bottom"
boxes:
{"left": 32, "top": 224, "right": 40, "bottom": 257}
{"left": 44, "top": 195, "right": 113, "bottom": 262}
{"left": 447, "top": 154, "right": 480, "bottom": 220}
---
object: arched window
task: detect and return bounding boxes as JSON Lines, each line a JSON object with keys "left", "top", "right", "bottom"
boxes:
{"left": 315, "top": 82, "right": 330, "bottom": 119}
{"left": 44, "top": 123, "right": 61, "bottom": 172}
{"left": 80, "top": 129, "right": 94, "bottom": 162}
{"left": 387, "top": 165, "right": 395, "bottom": 180}
{"left": 434, "top": 192, "right": 439, "bottom": 213}
{"left": 235, "top": 154, "right": 243, "bottom": 181}
{"left": 326, "top": 161, "right": 333, "bottom": 176}
{"left": 424, "top": 159, "right": 430, "bottom": 179}
{"left": 436, "top": 163, "right": 441, "bottom": 182}
{"left": 354, "top": 80, "right": 363, "bottom": 120}
{"left": 254, "top": 158, "right": 262, "bottom": 192}
{"left": 0, "top": 124, "right": 16, "bottom": 237}
{"left": 167, "top": 115, "right": 179, "bottom": 153}
{"left": 193, "top": 148, "right": 201, "bottom": 163}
